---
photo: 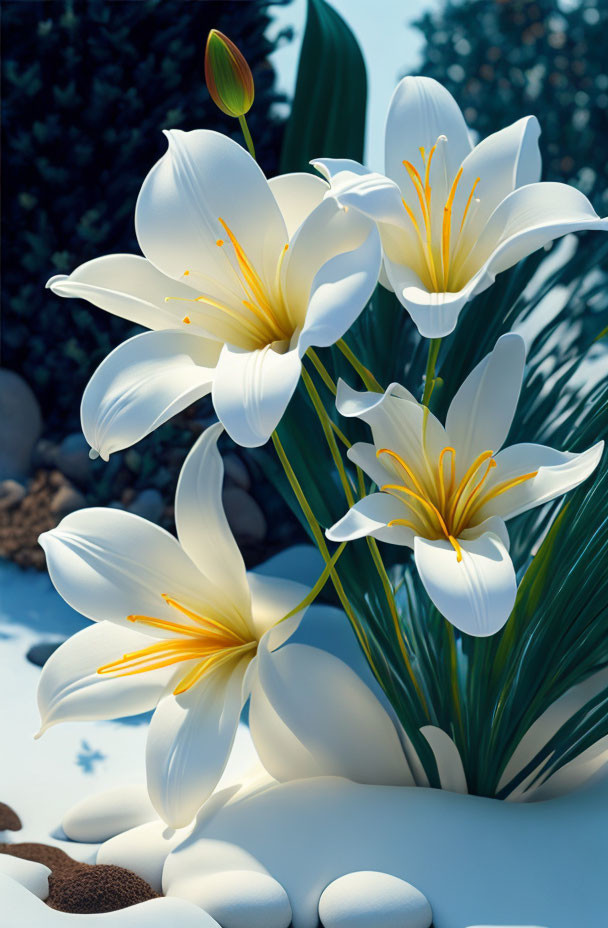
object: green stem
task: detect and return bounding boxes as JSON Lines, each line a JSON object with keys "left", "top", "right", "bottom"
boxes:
{"left": 422, "top": 337, "right": 442, "bottom": 406}
{"left": 301, "top": 365, "right": 355, "bottom": 507}
{"left": 278, "top": 542, "right": 346, "bottom": 623}
{"left": 238, "top": 114, "right": 256, "bottom": 160}
{"left": 307, "top": 348, "right": 337, "bottom": 395}
{"left": 336, "top": 339, "right": 383, "bottom": 393}
{"left": 270, "top": 431, "right": 375, "bottom": 664}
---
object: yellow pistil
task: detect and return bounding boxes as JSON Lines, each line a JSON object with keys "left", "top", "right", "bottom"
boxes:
{"left": 97, "top": 596, "right": 256, "bottom": 695}
{"left": 401, "top": 147, "right": 481, "bottom": 292}
{"left": 378, "top": 444, "right": 538, "bottom": 563}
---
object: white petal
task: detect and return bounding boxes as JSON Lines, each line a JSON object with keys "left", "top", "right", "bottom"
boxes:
{"left": 476, "top": 441, "right": 604, "bottom": 522}
{"left": 212, "top": 344, "right": 302, "bottom": 448}
{"left": 284, "top": 195, "right": 381, "bottom": 333}
{"left": 446, "top": 333, "right": 526, "bottom": 472}
{"left": 249, "top": 641, "right": 413, "bottom": 785}
{"left": 46, "top": 254, "right": 198, "bottom": 329}
{"left": 462, "top": 182, "right": 608, "bottom": 284}
{"left": 452, "top": 116, "right": 541, "bottom": 239}
{"left": 37, "top": 621, "right": 173, "bottom": 735}
{"left": 384, "top": 257, "right": 474, "bottom": 337}
{"left": 247, "top": 572, "right": 310, "bottom": 646}
{"left": 326, "top": 493, "right": 415, "bottom": 547}
{"left": 420, "top": 725, "right": 468, "bottom": 793}
{"left": 135, "top": 129, "right": 287, "bottom": 288}
{"left": 297, "top": 221, "right": 382, "bottom": 353}
{"left": 347, "top": 441, "right": 395, "bottom": 489}
{"left": 268, "top": 172, "right": 328, "bottom": 238}
{"left": 336, "top": 378, "right": 448, "bottom": 472}
{"left": 385, "top": 76, "right": 471, "bottom": 189}
{"left": 459, "top": 515, "right": 510, "bottom": 551}
{"left": 39, "top": 508, "right": 223, "bottom": 633}
{"left": 312, "top": 158, "right": 409, "bottom": 228}
{"left": 175, "top": 423, "right": 251, "bottom": 629}
{"left": 81, "top": 329, "right": 220, "bottom": 460}
{"left": 414, "top": 532, "right": 517, "bottom": 636}
{"left": 146, "top": 656, "right": 249, "bottom": 827}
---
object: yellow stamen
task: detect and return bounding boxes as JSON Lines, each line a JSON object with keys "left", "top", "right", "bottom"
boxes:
{"left": 460, "top": 177, "right": 480, "bottom": 233}
{"left": 377, "top": 447, "right": 427, "bottom": 497}
{"left": 161, "top": 595, "right": 247, "bottom": 642}
{"left": 452, "top": 458, "right": 497, "bottom": 536}
{"left": 437, "top": 446, "right": 456, "bottom": 510}
{"left": 469, "top": 470, "right": 539, "bottom": 518}
{"left": 216, "top": 239, "right": 224, "bottom": 247}
{"left": 183, "top": 316, "right": 191, "bottom": 324}
{"left": 381, "top": 483, "right": 452, "bottom": 541}
{"left": 424, "top": 144, "right": 437, "bottom": 213}
{"left": 447, "top": 450, "right": 495, "bottom": 526}
{"left": 403, "top": 161, "right": 439, "bottom": 291}
{"left": 441, "top": 166, "right": 463, "bottom": 290}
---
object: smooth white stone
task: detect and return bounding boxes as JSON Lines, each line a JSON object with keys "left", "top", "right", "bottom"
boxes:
{"left": 62, "top": 784, "right": 156, "bottom": 842}
{"left": 0, "top": 871, "right": 221, "bottom": 926}
{"left": 162, "top": 775, "right": 608, "bottom": 928}
{"left": 0, "top": 855, "right": 51, "bottom": 900}
{"left": 318, "top": 871, "right": 432, "bottom": 928}
{"left": 167, "top": 869, "right": 292, "bottom": 928}
{"left": 97, "top": 820, "right": 189, "bottom": 893}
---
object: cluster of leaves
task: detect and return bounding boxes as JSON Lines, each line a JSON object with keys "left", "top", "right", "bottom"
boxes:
{"left": 414, "top": 0, "right": 608, "bottom": 214}
{"left": 1, "top": 0, "right": 288, "bottom": 431}
{"left": 268, "top": 0, "right": 608, "bottom": 794}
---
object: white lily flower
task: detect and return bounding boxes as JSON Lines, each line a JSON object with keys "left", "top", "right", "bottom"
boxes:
{"left": 327, "top": 334, "right": 603, "bottom": 635}
{"left": 36, "top": 423, "right": 311, "bottom": 828}
{"left": 47, "top": 130, "right": 381, "bottom": 454}
{"left": 313, "top": 76, "right": 608, "bottom": 338}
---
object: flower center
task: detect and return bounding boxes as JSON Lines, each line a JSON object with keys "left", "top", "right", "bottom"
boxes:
{"left": 166, "top": 218, "right": 292, "bottom": 349}
{"left": 401, "top": 142, "right": 480, "bottom": 293}
{"left": 96, "top": 594, "right": 256, "bottom": 695}
{"left": 377, "top": 446, "right": 538, "bottom": 561}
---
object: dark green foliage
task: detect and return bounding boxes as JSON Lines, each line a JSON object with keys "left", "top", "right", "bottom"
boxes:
{"left": 1, "top": 0, "right": 288, "bottom": 431}
{"left": 280, "top": 0, "right": 366, "bottom": 173}
{"left": 414, "top": 0, "right": 608, "bottom": 213}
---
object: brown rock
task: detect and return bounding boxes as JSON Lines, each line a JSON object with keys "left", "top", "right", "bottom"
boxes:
{"left": 50, "top": 484, "right": 87, "bottom": 518}
{"left": 0, "top": 802, "right": 22, "bottom": 832}
{"left": 0, "top": 479, "right": 26, "bottom": 511}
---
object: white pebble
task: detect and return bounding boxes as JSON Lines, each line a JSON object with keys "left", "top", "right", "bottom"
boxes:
{"left": 0, "top": 854, "right": 51, "bottom": 900}
{"left": 62, "top": 784, "right": 157, "bottom": 843}
{"left": 98, "top": 819, "right": 187, "bottom": 893}
{"left": 168, "top": 869, "right": 292, "bottom": 928}
{"left": 319, "top": 870, "right": 432, "bottom": 928}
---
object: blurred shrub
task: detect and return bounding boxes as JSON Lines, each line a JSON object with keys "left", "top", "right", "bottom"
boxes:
{"left": 414, "top": 0, "right": 607, "bottom": 212}
{"left": 1, "top": 0, "right": 289, "bottom": 431}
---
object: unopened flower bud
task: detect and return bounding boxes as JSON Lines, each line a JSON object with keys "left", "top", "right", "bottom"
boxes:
{"left": 205, "top": 29, "right": 254, "bottom": 118}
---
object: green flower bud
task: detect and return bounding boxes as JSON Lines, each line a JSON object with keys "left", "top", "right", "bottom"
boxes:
{"left": 205, "top": 29, "right": 254, "bottom": 118}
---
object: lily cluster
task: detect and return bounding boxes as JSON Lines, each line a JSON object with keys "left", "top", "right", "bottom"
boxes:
{"left": 38, "top": 70, "right": 606, "bottom": 825}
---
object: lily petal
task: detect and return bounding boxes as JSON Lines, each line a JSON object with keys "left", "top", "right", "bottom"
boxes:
{"left": 312, "top": 158, "right": 409, "bottom": 229}
{"left": 135, "top": 129, "right": 286, "bottom": 287}
{"left": 268, "top": 172, "right": 328, "bottom": 238}
{"left": 212, "top": 343, "right": 302, "bottom": 448}
{"left": 175, "top": 424, "right": 251, "bottom": 631}
{"left": 385, "top": 76, "right": 471, "bottom": 191}
{"left": 462, "top": 182, "right": 608, "bottom": 285}
{"left": 326, "top": 492, "right": 415, "bottom": 547}
{"left": 249, "top": 641, "right": 413, "bottom": 785}
{"left": 39, "top": 508, "right": 223, "bottom": 633}
{"left": 37, "top": 621, "right": 178, "bottom": 735}
{"left": 414, "top": 532, "right": 517, "bottom": 636}
{"left": 347, "top": 441, "right": 395, "bottom": 490}
{"left": 247, "top": 572, "right": 310, "bottom": 647}
{"left": 284, "top": 196, "right": 381, "bottom": 334}
{"left": 446, "top": 333, "right": 526, "bottom": 473}
{"left": 383, "top": 258, "right": 474, "bottom": 338}
{"left": 476, "top": 441, "right": 604, "bottom": 522}
{"left": 46, "top": 254, "right": 197, "bottom": 330}
{"left": 81, "top": 329, "right": 220, "bottom": 461}
{"left": 146, "top": 656, "right": 249, "bottom": 827}
{"left": 452, "top": 116, "right": 541, "bottom": 238}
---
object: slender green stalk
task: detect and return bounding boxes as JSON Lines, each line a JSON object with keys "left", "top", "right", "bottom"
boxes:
{"left": 278, "top": 542, "right": 346, "bottom": 623}
{"left": 238, "top": 114, "right": 256, "bottom": 160}
{"left": 307, "top": 348, "right": 337, "bottom": 395}
{"left": 301, "top": 365, "right": 355, "bottom": 507}
{"left": 336, "top": 338, "right": 383, "bottom": 393}
{"left": 422, "top": 337, "right": 442, "bottom": 406}
{"left": 366, "top": 535, "right": 429, "bottom": 715}
{"left": 270, "top": 431, "right": 375, "bottom": 666}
